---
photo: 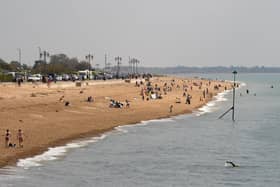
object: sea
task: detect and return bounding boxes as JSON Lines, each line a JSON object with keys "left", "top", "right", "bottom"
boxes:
{"left": 0, "top": 73, "right": 279, "bottom": 187}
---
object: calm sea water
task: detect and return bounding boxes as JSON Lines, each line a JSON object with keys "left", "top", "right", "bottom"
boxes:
{"left": 0, "top": 73, "right": 280, "bottom": 187}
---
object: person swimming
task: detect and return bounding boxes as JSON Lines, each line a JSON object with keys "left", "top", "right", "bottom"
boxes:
{"left": 225, "top": 161, "right": 239, "bottom": 167}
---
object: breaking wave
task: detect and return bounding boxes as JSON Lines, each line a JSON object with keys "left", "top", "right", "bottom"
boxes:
{"left": 17, "top": 134, "right": 107, "bottom": 169}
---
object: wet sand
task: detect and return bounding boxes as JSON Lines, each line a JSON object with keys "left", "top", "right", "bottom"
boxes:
{"left": 0, "top": 77, "right": 232, "bottom": 167}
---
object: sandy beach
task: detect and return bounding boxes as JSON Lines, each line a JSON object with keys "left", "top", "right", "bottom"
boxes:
{"left": 0, "top": 76, "right": 232, "bottom": 167}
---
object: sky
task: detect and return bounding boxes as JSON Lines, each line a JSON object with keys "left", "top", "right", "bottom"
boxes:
{"left": 0, "top": 0, "right": 280, "bottom": 67}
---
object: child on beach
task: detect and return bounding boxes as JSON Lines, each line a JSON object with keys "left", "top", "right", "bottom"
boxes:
{"left": 4, "top": 129, "right": 11, "bottom": 148}
{"left": 17, "top": 129, "right": 24, "bottom": 148}
{"left": 87, "top": 96, "right": 93, "bottom": 102}
{"left": 125, "top": 100, "right": 130, "bottom": 108}
{"left": 169, "top": 105, "right": 173, "bottom": 113}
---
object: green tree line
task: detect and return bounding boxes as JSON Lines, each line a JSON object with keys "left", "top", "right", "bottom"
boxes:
{"left": 0, "top": 54, "right": 92, "bottom": 74}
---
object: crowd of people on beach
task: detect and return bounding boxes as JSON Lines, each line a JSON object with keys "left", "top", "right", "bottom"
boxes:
{"left": 4, "top": 129, "right": 25, "bottom": 148}
{"left": 137, "top": 78, "right": 222, "bottom": 113}
{"left": 57, "top": 84, "right": 132, "bottom": 110}
{"left": 54, "top": 76, "right": 231, "bottom": 116}
{"left": 109, "top": 99, "right": 130, "bottom": 108}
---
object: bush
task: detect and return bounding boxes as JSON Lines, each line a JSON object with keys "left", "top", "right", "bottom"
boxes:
{"left": 0, "top": 73, "right": 13, "bottom": 82}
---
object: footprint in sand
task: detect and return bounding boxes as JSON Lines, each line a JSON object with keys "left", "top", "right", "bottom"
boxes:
{"left": 64, "top": 110, "right": 92, "bottom": 115}
{"left": 82, "top": 106, "right": 97, "bottom": 110}
{"left": 29, "top": 114, "right": 45, "bottom": 118}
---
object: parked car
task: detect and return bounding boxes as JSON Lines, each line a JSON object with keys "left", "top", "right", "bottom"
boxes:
{"left": 55, "top": 75, "right": 63, "bottom": 81}
{"left": 27, "top": 74, "right": 42, "bottom": 81}
{"left": 95, "top": 73, "right": 105, "bottom": 80}
{"left": 62, "top": 74, "right": 70, "bottom": 81}
{"left": 70, "top": 74, "right": 79, "bottom": 81}
{"left": 104, "top": 73, "right": 113, "bottom": 79}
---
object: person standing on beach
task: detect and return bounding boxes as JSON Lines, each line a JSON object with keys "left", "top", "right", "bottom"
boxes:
{"left": 17, "top": 129, "right": 24, "bottom": 148}
{"left": 141, "top": 88, "right": 145, "bottom": 101}
{"left": 169, "top": 105, "right": 173, "bottom": 113}
{"left": 4, "top": 129, "right": 11, "bottom": 148}
{"left": 17, "top": 78, "right": 22, "bottom": 87}
{"left": 125, "top": 100, "right": 130, "bottom": 108}
{"left": 186, "top": 94, "right": 192, "bottom": 105}
{"left": 47, "top": 78, "right": 51, "bottom": 88}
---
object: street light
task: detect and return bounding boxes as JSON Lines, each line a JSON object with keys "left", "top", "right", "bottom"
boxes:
{"left": 135, "top": 59, "right": 140, "bottom": 74}
{"left": 40, "top": 50, "right": 50, "bottom": 63}
{"left": 129, "top": 58, "right": 139, "bottom": 75}
{"left": 104, "top": 54, "right": 107, "bottom": 72}
{"left": 115, "top": 56, "right": 122, "bottom": 79}
{"left": 130, "top": 58, "right": 135, "bottom": 74}
{"left": 85, "top": 53, "right": 94, "bottom": 79}
{"left": 218, "top": 70, "right": 238, "bottom": 121}
{"left": 38, "top": 47, "right": 42, "bottom": 60}
{"left": 39, "top": 50, "right": 50, "bottom": 74}
{"left": 232, "top": 70, "right": 237, "bottom": 121}
{"left": 128, "top": 56, "right": 132, "bottom": 75}
{"left": 17, "top": 48, "right": 21, "bottom": 69}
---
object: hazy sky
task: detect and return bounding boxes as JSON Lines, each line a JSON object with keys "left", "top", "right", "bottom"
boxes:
{"left": 1, "top": 0, "right": 280, "bottom": 67}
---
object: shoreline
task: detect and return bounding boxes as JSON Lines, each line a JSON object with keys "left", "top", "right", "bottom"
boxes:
{"left": 3, "top": 109, "right": 192, "bottom": 169}
{"left": 15, "top": 107, "right": 202, "bottom": 169}
{"left": 0, "top": 76, "right": 232, "bottom": 169}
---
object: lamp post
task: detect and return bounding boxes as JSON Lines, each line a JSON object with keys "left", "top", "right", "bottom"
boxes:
{"left": 218, "top": 70, "right": 238, "bottom": 121}
{"left": 38, "top": 47, "right": 42, "bottom": 60}
{"left": 132, "top": 58, "right": 136, "bottom": 75}
{"left": 104, "top": 54, "right": 107, "bottom": 72}
{"left": 39, "top": 50, "right": 50, "bottom": 74}
{"left": 40, "top": 50, "right": 50, "bottom": 63}
{"left": 115, "top": 56, "right": 122, "bottom": 79}
{"left": 135, "top": 59, "right": 139, "bottom": 74}
{"left": 130, "top": 58, "right": 135, "bottom": 75}
{"left": 85, "top": 53, "right": 94, "bottom": 79}
{"left": 232, "top": 70, "right": 237, "bottom": 121}
{"left": 128, "top": 56, "right": 131, "bottom": 75}
{"left": 129, "top": 58, "right": 133, "bottom": 74}
{"left": 17, "top": 48, "right": 21, "bottom": 69}
{"left": 130, "top": 58, "right": 139, "bottom": 75}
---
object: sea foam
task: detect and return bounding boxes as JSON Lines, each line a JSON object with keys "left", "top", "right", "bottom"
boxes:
{"left": 140, "top": 118, "right": 174, "bottom": 125}
{"left": 115, "top": 118, "right": 174, "bottom": 133}
{"left": 195, "top": 81, "right": 246, "bottom": 116}
{"left": 195, "top": 92, "right": 227, "bottom": 116}
{"left": 17, "top": 118, "right": 176, "bottom": 169}
{"left": 17, "top": 134, "right": 107, "bottom": 169}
